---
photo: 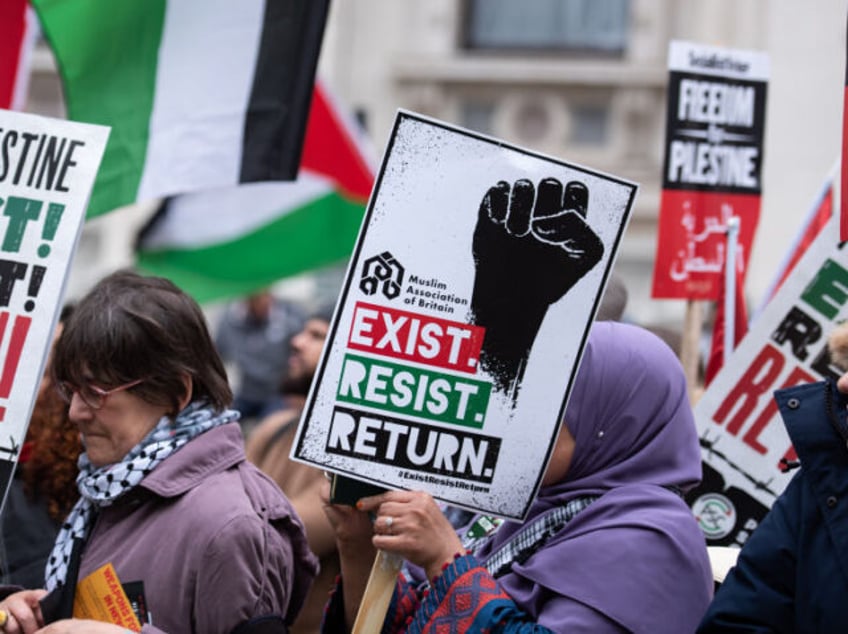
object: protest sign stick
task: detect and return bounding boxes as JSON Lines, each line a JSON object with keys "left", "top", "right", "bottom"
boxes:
{"left": 327, "top": 474, "right": 398, "bottom": 632}
{"left": 352, "top": 550, "right": 403, "bottom": 634}
{"left": 681, "top": 299, "right": 704, "bottom": 403}
{"left": 723, "top": 217, "right": 740, "bottom": 366}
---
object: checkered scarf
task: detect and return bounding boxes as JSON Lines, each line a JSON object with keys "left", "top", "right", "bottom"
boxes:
{"left": 481, "top": 495, "right": 598, "bottom": 579}
{"left": 44, "top": 402, "right": 239, "bottom": 591}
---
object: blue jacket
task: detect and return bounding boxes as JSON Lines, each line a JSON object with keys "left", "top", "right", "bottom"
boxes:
{"left": 698, "top": 379, "right": 848, "bottom": 633}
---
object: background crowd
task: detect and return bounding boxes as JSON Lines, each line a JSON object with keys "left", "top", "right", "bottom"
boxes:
{"left": 0, "top": 269, "right": 843, "bottom": 633}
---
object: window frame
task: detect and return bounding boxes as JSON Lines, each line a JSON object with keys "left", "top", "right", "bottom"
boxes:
{"left": 459, "top": 0, "right": 630, "bottom": 56}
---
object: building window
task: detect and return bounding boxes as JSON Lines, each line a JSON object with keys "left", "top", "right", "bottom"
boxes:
{"left": 464, "top": 0, "right": 628, "bottom": 53}
{"left": 514, "top": 100, "right": 551, "bottom": 143}
{"left": 460, "top": 100, "right": 496, "bottom": 135}
{"left": 570, "top": 104, "right": 609, "bottom": 145}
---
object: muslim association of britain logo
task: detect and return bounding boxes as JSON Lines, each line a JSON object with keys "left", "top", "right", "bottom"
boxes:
{"left": 692, "top": 492, "right": 736, "bottom": 540}
{"left": 360, "top": 251, "right": 404, "bottom": 300}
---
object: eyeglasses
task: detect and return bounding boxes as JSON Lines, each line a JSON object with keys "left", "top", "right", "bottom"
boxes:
{"left": 56, "top": 378, "right": 145, "bottom": 410}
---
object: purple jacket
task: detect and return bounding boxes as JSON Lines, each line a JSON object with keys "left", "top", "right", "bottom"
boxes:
{"left": 77, "top": 423, "right": 317, "bottom": 634}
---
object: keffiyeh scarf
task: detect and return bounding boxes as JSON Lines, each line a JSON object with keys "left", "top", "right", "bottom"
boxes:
{"left": 44, "top": 401, "right": 239, "bottom": 590}
{"left": 481, "top": 495, "right": 598, "bottom": 578}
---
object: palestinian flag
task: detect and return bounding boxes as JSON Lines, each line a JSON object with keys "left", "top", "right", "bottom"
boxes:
{"left": 754, "top": 166, "right": 835, "bottom": 317}
{"left": 0, "top": 0, "right": 37, "bottom": 110}
{"left": 32, "top": 0, "right": 329, "bottom": 218}
{"left": 135, "top": 81, "right": 376, "bottom": 304}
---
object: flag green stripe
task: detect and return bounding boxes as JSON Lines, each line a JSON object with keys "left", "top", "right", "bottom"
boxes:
{"left": 136, "top": 191, "right": 365, "bottom": 303}
{"left": 32, "top": 0, "right": 166, "bottom": 217}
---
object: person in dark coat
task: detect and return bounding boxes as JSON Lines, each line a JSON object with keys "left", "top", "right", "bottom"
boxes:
{"left": 698, "top": 321, "right": 848, "bottom": 633}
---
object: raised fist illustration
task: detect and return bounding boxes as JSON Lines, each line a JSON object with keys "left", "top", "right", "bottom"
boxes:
{"left": 470, "top": 177, "right": 604, "bottom": 399}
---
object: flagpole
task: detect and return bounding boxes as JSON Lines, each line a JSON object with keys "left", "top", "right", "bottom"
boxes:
{"left": 723, "top": 216, "right": 740, "bottom": 366}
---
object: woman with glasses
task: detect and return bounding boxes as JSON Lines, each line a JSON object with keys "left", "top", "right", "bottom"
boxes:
{"left": 0, "top": 271, "right": 317, "bottom": 634}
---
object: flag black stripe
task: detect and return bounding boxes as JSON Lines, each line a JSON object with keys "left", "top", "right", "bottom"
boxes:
{"left": 240, "top": 0, "right": 331, "bottom": 183}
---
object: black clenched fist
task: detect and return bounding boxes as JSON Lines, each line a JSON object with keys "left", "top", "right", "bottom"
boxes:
{"left": 470, "top": 177, "right": 604, "bottom": 400}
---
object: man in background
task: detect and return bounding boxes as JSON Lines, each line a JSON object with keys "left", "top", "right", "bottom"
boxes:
{"left": 215, "top": 289, "right": 305, "bottom": 425}
{"left": 246, "top": 310, "right": 336, "bottom": 634}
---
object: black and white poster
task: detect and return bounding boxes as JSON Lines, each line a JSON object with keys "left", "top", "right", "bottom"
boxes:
{"left": 292, "top": 111, "right": 637, "bottom": 519}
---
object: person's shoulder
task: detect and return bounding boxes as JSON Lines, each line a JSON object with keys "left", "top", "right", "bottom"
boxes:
{"left": 177, "top": 467, "right": 304, "bottom": 572}
{"left": 237, "top": 458, "right": 302, "bottom": 519}
{"left": 168, "top": 461, "right": 294, "bottom": 539}
{"left": 776, "top": 381, "right": 844, "bottom": 468}
{"left": 177, "top": 465, "right": 258, "bottom": 515}
{"left": 249, "top": 408, "right": 299, "bottom": 440}
{"left": 245, "top": 408, "right": 300, "bottom": 461}
{"left": 584, "top": 485, "right": 705, "bottom": 539}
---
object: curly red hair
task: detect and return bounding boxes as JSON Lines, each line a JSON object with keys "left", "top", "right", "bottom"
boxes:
{"left": 20, "top": 375, "right": 81, "bottom": 523}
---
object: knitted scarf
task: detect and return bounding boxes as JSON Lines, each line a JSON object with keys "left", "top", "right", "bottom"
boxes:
{"left": 44, "top": 401, "right": 239, "bottom": 590}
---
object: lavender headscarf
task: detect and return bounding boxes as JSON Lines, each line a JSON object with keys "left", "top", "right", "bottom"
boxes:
{"left": 475, "top": 322, "right": 712, "bottom": 632}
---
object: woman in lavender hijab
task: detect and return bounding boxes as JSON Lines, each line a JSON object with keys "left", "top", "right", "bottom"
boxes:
{"left": 321, "top": 321, "right": 713, "bottom": 633}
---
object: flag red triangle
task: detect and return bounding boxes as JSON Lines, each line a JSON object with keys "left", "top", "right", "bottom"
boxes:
{"left": 773, "top": 184, "right": 833, "bottom": 299}
{"left": 300, "top": 80, "right": 375, "bottom": 203}
{"left": 0, "top": 0, "right": 32, "bottom": 110}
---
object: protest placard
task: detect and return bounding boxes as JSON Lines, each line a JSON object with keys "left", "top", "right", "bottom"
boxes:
{"left": 652, "top": 40, "right": 769, "bottom": 299}
{"left": 0, "top": 109, "right": 109, "bottom": 512}
{"left": 687, "top": 213, "right": 848, "bottom": 546}
{"left": 292, "top": 111, "right": 637, "bottom": 519}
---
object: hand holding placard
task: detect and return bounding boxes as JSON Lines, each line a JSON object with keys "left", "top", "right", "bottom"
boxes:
{"left": 471, "top": 178, "right": 604, "bottom": 397}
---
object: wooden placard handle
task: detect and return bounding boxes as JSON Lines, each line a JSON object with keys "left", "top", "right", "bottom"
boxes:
{"left": 681, "top": 299, "right": 704, "bottom": 404}
{"left": 351, "top": 550, "right": 404, "bottom": 634}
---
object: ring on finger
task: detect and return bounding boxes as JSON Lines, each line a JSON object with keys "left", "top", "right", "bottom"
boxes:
{"left": 384, "top": 516, "right": 394, "bottom": 533}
